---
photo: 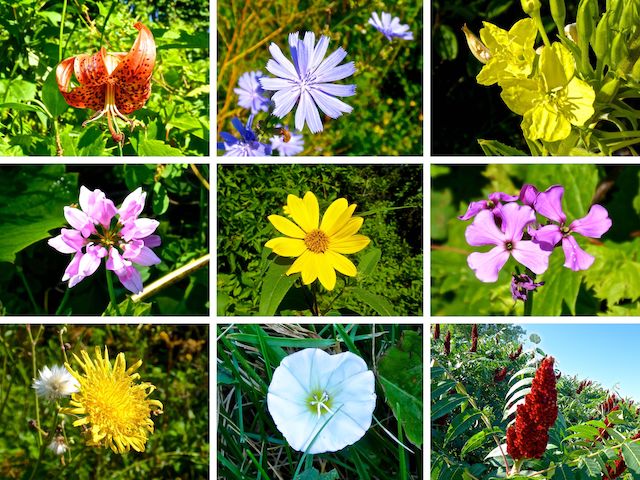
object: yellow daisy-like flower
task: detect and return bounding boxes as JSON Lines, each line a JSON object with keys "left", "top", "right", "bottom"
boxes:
{"left": 265, "top": 191, "right": 370, "bottom": 290}
{"left": 61, "top": 346, "right": 163, "bottom": 454}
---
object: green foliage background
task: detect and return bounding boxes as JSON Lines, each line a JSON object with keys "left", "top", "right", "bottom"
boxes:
{"left": 431, "top": 164, "right": 640, "bottom": 316}
{"left": 218, "top": 324, "right": 423, "bottom": 479}
{"left": 217, "top": 0, "right": 423, "bottom": 156}
{"left": 217, "top": 164, "right": 423, "bottom": 316}
{"left": 432, "top": 324, "right": 640, "bottom": 479}
{"left": 0, "top": 324, "right": 209, "bottom": 479}
{"left": 0, "top": 0, "right": 209, "bottom": 156}
{"left": 0, "top": 165, "right": 209, "bottom": 315}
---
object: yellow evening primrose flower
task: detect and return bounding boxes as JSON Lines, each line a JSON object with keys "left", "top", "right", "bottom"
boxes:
{"left": 475, "top": 18, "right": 538, "bottom": 86}
{"left": 61, "top": 347, "right": 163, "bottom": 454}
{"left": 500, "top": 42, "right": 595, "bottom": 142}
{"left": 265, "top": 191, "right": 370, "bottom": 291}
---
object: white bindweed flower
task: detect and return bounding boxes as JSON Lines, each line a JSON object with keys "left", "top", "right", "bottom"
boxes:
{"left": 267, "top": 348, "right": 376, "bottom": 454}
{"left": 32, "top": 365, "right": 79, "bottom": 401}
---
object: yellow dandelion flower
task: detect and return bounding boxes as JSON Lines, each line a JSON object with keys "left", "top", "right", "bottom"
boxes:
{"left": 265, "top": 191, "right": 370, "bottom": 290}
{"left": 61, "top": 346, "right": 163, "bottom": 454}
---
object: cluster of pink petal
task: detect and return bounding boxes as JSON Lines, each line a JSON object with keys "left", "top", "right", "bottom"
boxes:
{"left": 48, "top": 186, "right": 161, "bottom": 294}
{"left": 460, "top": 183, "right": 612, "bottom": 283}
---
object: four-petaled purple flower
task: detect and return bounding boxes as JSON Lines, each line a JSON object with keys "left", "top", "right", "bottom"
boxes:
{"left": 530, "top": 185, "right": 612, "bottom": 271}
{"left": 369, "top": 12, "right": 414, "bottom": 41}
{"left": 259, "top": 32, "right": 356, "bottom": 133}
{"left": 48, "top": 186, "right": 161, "bottom": 294}
{"left": 466, "top": 203, "right": 552, "bottom": 282}
{"left": 217, "top": 115, "right": 272, "bottom": 156}
{"left": 270, "top": 125, "right": 304, "bottom": 156}
{"left": 234, "top": 71, "right": 270, "bottom": 114}
{"left": 511, "top": 273, "right": 544, "bottom": 301}
{"left": 458, "top": 191, "right": 519, "bottom": 222}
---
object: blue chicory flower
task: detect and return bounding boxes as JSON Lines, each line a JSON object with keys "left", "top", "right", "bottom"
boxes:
{"left": 271, "top": 126, "right": 304, "bottom": 156}
{"left": 234, "top": 71, "right": 270, "bottom": 114}
{"left": 259, "top": 32, "right": 356, "bottom": 133}
{"left": 369, "top": 12, "right": 414, "bottom": 41}
{"left": 217, "top": 115, "right": 272, "bottom": 156}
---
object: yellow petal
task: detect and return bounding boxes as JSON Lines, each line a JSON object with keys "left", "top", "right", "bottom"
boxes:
{"left": 302, "top": 192, "right": 319, "bottom": 231}
{"left": 268, "top": 214, "right": 306, "bottom": 238}
{"left": 287, "top": 194, "right": 317, "bottom": 232}
{"left": 326, "top": 250, "right": 357, "bottom": 277}
{"left": 287, "top": 249, "right": 311, "bottom": 274}
{"left": 330, "top": 234, "right": 371, "bottom": 254}
{"left": 296, "top": 251, "right": 319, "bottom": 285}
{"left": 319, "top": 198, "right": 350, "bottom": 234}
{"left": 265, "top": 237, "right": 307, "bottom": 257}
{"left": 332, "top": 216, "right": 364, "bottom": 240}
{"left": 316, "top": 254, "right": 336, "bottom": 290}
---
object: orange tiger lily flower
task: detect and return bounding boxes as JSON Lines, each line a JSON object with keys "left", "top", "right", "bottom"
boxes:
{"left": 56, "top": 23, "right": 156, "bottom": 143}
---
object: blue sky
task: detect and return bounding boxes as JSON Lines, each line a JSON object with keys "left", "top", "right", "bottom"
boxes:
{"left": 522, "top": 324, "right": 640, "bottom": 401}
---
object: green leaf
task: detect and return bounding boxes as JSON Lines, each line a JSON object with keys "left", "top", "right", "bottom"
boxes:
{"left": 579, "top": 456, "right": 602, "bottom": 477}
{"left": 258, "top": 256, "right": 297, "bottom": 316}
{"left": 434, "top": 24, "right": 458, "bottom": 60}
{"left": 583, "top": 240, "right": 640, "bottom": 308}
{"left": 478, "top": 139, "right": 527, "bottom": 156}
{"left": 357, "top": 247, "right": 381, "bottom": 277}
{"left": 432, "top": 379, "right": 458, "bottom": 400}
{"left": 295, "top": 468, "right": 339, "bottom": 480}
{"left": 460, "top": 427, "right": 502, "bottom": 457}
{"left": 378, "top": 330, "right": 422, "bottom": 447}
{"left": 42, "top": 69, "right": 69, "bottom": 117}
{"left": 226, "top": 333, "right": 335, "bottom": 349}
{"left": 565, "top": 424, "right": 601, "bottom": 440}
{"left": 0, "top": 166, "right": 78, "bottom": 263}
{"left": 349, "top": 287, "right": 396, "bottom": 316}
{"left": 622, "top": 441, "right": 640, "bottom": 474}
{"left": 529, "top": 333, "right": 541, "bottom": 344}
{"left": 532, "top": 251, "right": 582, "bottom": 315}
{"left": 445, "top": 411, "right": 482, "bottom": 446}
{"left": 553, "top": 464, "right": 575, "bottom": 480}
{"left": 0, "top": 78, "right": 36, "bottom": 103}
{"left": 137, "top": 138, "right": 184, "bottom": 156}
{"left": 0, "top": 102, "right": 47, "bottom": 115}
{"left": 102, "top": 298, "right": 152, "bottom": 316}
{"left": 152, "top": 182, "right": 169, "bottom": 215}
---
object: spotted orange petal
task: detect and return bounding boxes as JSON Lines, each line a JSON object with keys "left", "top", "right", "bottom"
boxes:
{"left": 56, "top": 54, "right": 107, "bottom": 111}
{"left": 73, "top": 48, "right": 110, "bottom": 86}
{"left": 113, "top": 23, "right": 155, "bottom": 114}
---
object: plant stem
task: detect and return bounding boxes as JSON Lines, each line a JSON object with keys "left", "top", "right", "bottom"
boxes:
{"left": 27, "top": 325, "right": 44, "bottom": 446}
{"left": 524, "top": 268, "right": 535, "bottom": 316}
{"left": 58, "top": 0, "right": 68, "bottom": 62}
{"left": 105, "top": 269, "right": 121, "bottom": 316}
{"left": 17, "top": 265, "right": 41, "bottom": 314}
{"left": 55, "top": 288, "right": 72, "bottom": 315}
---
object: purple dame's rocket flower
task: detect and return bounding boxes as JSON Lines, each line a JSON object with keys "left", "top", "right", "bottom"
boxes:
{"left": 217, "top": 115, "right": 272, "bottom": 156}
{"left": 259, "top": 32, "right": 356, "bottom": 134}
{"left": 465, "top": 202, "right": 552, "bottom": 282}
{"left": 458, "top": 191, "right": 519, "bottom": 222}
{"left": 530, "top": 185, "right": 612, "bottom": 271}
{"left": 234, "top": 71, "right": 270, "bottom": 114}
{"left": 48, "top": 186, "right": 161, "bottom": 294}
{"left": 271, "top": 126, "right": 304, "bottom": 156}
{"left": 369, "top": 12, "right": 414, "bottom": 41}
{"left": 511, "top": 273, "right": 544, "bottom": 301}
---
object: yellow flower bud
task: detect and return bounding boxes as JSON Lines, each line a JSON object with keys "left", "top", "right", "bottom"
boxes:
{"left": 521, "top": 0, "right": 541, "bottom": 15}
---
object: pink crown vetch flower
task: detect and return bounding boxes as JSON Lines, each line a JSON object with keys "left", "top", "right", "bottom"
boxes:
{"left": 48, "top": 186, "right": 161, "bottom": 294}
